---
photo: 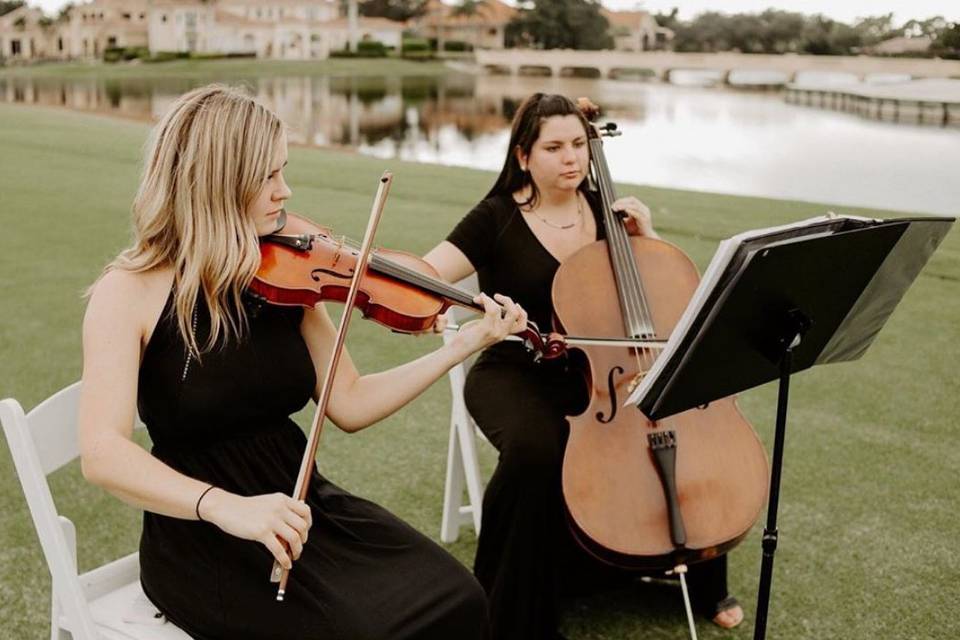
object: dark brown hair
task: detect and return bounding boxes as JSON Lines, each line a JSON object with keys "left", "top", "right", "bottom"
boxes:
{"left": 485, "top": 93, "right": 592, "bottom": 209}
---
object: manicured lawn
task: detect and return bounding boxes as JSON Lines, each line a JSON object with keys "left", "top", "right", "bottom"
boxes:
{"left": 0, "top": 101, "right": 957, "bottom": 639}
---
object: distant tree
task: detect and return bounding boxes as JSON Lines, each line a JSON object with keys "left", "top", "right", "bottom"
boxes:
{"left": 57, "top": 2, "right": 74, "bottom": 22}
{"left": 359, "top": 0, "right": 425, "bottom": 22}
{"left": 931, "top": 21, "right": 960, "bottom": 58}
{"left": 652, "top": 7, "right": 679, "bottom": 31}
{"left": 801, "top": 15, "right": 860, "bottom": 55}
{"left": 727, "top": 13, "right": 767, "bottom": 52}
{"left": 0, "top": 0, "right": 24, "bottom": 17}
{"left": 652, "top": 8, "right": 951, "bottom": 56}
{"left": 506, "top": 0, "right": 612, "bottom": 50}
{"left": 852, "top": 13, "right": 897, "bottom": 46}
{"left": 901, "top": 16, "right": 948, "bottom": 39}
{"left": 757, "top": 9, "right": 806, "bottom": 53}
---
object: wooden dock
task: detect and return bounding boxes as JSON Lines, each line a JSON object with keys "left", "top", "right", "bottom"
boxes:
{"left": 785, "top": 78, "right": 960, "bottom": 126}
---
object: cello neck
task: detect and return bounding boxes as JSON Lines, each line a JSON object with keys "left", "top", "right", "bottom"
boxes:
{"left": 584, "top": 115, "right": 655, "bottom": 339}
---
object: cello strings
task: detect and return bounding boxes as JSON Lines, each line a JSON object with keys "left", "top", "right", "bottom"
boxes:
{"left": 590, "top": 140, "right": 648, "bottom": 342}
{"left": 591, "top": 136, "right": 671, "bottom": 434}
{"left": 591, "top": 139, "right": 651, "bottom": 345}
{"left": 588, "top": 139, "right": 642, "bottom": 372}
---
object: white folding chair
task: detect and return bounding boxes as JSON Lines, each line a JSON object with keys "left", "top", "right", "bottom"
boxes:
{"left": 439, "top": 277, "right": 492, "bottom": 543}
{"left": 0, "top": 382, "right": 190, "bottom": 640}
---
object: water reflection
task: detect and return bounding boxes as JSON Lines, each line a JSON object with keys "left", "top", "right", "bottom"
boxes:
{"left": 1, "top": 73, "right": 957, "bottom": 215}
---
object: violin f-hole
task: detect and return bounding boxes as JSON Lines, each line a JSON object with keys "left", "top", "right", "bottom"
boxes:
{"left": 596, "top": 366, "right": 624, "bottom": 424}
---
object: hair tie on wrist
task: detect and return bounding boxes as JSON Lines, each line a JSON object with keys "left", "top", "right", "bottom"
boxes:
{"left": 196, "top": 485, "right": 216, "bottom": 522}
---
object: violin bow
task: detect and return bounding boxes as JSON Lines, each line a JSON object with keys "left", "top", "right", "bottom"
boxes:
{"left": 270, "top": 171, "right": 394, "bottom": 601}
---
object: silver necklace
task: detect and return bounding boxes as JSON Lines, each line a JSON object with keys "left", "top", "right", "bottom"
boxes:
{"left": 535, "top": 195, "right": 582, "bottom": 230}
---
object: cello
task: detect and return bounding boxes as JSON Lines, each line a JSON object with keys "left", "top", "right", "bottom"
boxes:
{"left": 556, "top": 99, "right": 769, "bottom": 570}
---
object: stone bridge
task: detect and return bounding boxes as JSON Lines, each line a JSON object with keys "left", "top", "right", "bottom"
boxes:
{"left": 475, "top": 49, "right": 960, "bottom": 82}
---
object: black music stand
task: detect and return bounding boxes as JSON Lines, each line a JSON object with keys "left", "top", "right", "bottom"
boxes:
{"left": 625, "top": 214, "right": 954, "bottom": 639}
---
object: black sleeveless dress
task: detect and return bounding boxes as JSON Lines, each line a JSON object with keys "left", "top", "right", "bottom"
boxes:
{"left": 137, "top": 292, "right": 488, "bottom": 640}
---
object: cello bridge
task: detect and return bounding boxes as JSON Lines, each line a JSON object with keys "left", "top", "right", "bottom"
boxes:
{"left": 627, "top": 371, "right": 646, "bottom": 395}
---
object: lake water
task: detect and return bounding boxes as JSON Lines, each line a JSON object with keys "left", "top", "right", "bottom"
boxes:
{"left": 2, "top": 70, "right": 957, "bottom": 216}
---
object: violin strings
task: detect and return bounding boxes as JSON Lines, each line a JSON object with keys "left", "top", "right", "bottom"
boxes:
{"left": 367, "top": 253, "right": 478, "bottom": 308}
{"left": 330, "top": 236, "right": 479, "bottom": 309}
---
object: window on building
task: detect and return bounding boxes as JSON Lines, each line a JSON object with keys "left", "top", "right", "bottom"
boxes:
{"left": 11, "top": 39, "right": 21, "bottom": 56}
{"left": 161, "top": 14, "right": 167, "bottom": 22}
{"left": 107, "top": 36, "right": 117, "bottom": 47}
{"left": 58, "top": 37, "right": 63, "bottom": 51}
{"left": 139, "top": 13, "right": 145, "bottom": 19}
{"left": 122, "top": 12, "right": 130, "bottom": 20}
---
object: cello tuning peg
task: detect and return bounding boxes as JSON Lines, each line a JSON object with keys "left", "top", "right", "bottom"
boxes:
{"left": 600, "top": 122, "right": 621, "bottom": 137}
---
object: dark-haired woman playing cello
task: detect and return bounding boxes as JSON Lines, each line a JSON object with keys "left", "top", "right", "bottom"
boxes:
{"left": 424, "top": 93, "right": 744, "bottom": 639}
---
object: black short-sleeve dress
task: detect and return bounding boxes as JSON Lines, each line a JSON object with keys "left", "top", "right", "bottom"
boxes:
{"left": 136, "top": 293, "right": 489, "bottom": 640}
{"left": 446, "top": 192, "right": 731, "bottom": 639}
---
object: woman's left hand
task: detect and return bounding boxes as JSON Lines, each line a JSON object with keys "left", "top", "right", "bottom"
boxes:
{"left": 431, "top": 312, "right": 449, "bottom": 334}
{"left": 612, "top": 196, "right": 658, "bottom": 238}
{"left": 450, "top": 293, "right": 527, "bottom": 359}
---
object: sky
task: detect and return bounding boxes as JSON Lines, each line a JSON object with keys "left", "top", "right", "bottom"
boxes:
{"left": 29, "top": 0, "right": 960, "bottom": 24}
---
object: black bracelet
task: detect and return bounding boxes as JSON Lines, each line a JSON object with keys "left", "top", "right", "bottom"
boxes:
{"left": 195, "top": 485, "right": 216, "bottom": 522}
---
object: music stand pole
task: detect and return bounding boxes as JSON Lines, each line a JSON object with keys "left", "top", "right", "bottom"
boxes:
{"left": 754, "top": 312, "right": 807, "bottom": 640}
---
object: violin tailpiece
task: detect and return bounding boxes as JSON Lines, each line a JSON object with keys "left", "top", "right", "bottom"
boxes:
{"left": 648, "top": 431, "right": 687, "bottom": 548}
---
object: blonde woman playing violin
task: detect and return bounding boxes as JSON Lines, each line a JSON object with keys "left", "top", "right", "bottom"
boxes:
{"left": 79, "top": 85, "right": 527, "bottom": 639}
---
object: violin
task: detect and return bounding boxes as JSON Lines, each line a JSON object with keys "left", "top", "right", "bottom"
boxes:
{"left": 555, "top": 99, "right": 769, "bottom": 569}
{"left": 249, "top": 210, "right": 564, "bottom": 358}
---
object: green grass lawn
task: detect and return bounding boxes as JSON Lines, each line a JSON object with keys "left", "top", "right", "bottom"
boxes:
{"left": 1, "top": 101, "right": 958, "bottom": 639}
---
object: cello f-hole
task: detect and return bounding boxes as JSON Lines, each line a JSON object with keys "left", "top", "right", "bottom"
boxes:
{"left": 596, "top": 366, "right": 624, "bottom": 424}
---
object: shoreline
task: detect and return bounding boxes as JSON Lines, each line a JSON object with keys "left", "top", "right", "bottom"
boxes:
{"left": 2, "top": 99, "right": 947, "bottom": 219}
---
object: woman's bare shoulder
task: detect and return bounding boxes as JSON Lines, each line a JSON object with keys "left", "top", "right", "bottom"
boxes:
{"left": 90, "top": 266, "right": 172, "bottom": 304}
{"left": 85, "top": 267, "right": 174, "bottom": 341}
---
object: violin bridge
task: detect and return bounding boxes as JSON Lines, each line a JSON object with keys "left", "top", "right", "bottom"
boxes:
{"left": 333, "top": 235, "right": 346, "bottom": 266}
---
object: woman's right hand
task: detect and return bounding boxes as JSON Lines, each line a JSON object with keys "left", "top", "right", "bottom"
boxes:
{"left": 199, "top": 489, "right": 312, "bottom": 570}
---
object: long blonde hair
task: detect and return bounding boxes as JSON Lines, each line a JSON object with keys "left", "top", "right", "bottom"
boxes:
{"left": 103, "top": 84, "right": 284, "bottom": 357}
